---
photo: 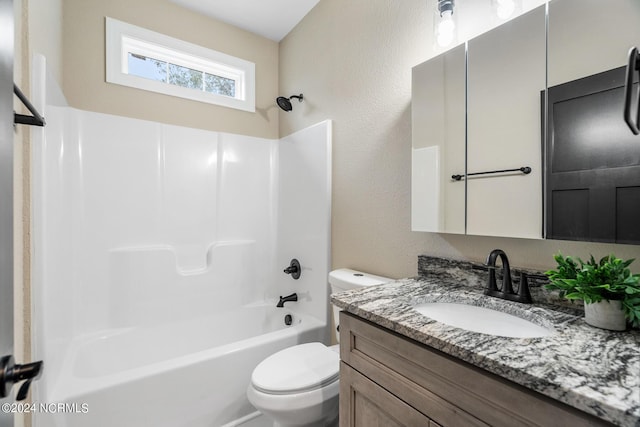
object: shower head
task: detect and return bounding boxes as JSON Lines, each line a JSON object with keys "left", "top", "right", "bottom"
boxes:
{"left": 276, "top": 94, "right": 304, "bottom": 112}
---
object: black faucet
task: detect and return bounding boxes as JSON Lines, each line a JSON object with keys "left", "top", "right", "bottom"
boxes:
{"left": 486, "top": 249, "right": 513, "bottom": 295}
{"left": 485, "top": 249, "right": 532, "bottom": 304}
{"left": 277, "top": 292, "right": 298, "bottom": 308}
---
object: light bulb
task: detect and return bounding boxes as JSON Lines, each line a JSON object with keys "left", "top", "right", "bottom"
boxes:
{"left": 437, "top": 10, "right": 456, "bottom": 47}
{"left": 496, "top": 0, "right": 515, "bottom": 20}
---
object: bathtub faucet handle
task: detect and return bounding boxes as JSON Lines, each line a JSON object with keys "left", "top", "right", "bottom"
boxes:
{"left": 277, "top": 293, "right": 298, "bottom": 308}
{"left": 283, "top": 259, "right": 301, "bottom": 280}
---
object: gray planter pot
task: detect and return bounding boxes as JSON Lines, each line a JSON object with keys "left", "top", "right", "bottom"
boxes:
{"left": 583, "top": 300, "right": 626, "bottom": 331}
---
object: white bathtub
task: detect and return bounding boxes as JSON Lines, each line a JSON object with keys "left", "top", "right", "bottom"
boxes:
{"left": 35, "top": 303, "right": 327, "bottom": 427}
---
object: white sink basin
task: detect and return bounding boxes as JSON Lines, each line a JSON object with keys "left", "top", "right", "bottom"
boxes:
{"left": 412, "top": 302, "right": 554, "bottom": 338}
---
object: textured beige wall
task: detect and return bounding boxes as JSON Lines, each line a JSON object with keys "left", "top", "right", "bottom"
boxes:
{"left": 63, "top": 0, "right": 279, "bottom": 138}
{"left": 27, "top": 0, "right": 62, "bottom": 83}
{"left": 279, "top": 0, "right": 640, "bottom": 279}
{"left": 14, "top": 0, "right": 27, "bottom": 396}
{"left": 13, "top": 3, "right": 28, "bottom": 425}
{"left": 14, "top": 0, "right": 62, "bottom": 425}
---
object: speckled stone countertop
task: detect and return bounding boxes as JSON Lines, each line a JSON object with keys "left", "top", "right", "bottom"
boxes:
{"left": 331, "top": 256, "right": 640, "bottom": 427}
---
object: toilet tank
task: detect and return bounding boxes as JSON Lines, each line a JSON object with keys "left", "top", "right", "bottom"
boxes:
{"left": 329, "top": 268, "right": 392, "bottom": 342}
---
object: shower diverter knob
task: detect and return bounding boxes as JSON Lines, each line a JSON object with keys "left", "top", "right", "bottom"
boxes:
{"left": 283, "top": 259, "right": 301, "bottom": 279}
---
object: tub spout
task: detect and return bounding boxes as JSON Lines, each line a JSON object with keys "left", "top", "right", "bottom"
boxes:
{"left": 277, "top": 293, "right": 298, "bottom": 308}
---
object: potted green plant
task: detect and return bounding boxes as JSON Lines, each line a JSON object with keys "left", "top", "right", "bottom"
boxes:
{"left": 545, "top": 253, "right": 640, "bottom": 331}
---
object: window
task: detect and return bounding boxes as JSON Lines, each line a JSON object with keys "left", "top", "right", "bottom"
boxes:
{"left": 106, "top": 17, "right": 255, "bottom": 112}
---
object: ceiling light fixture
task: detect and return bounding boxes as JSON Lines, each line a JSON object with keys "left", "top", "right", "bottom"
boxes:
{"left": 494, "top": 0, "right": 517, "bottom": 20}
{"left": 436, "top": 0, "right": 456, "bottom": 48}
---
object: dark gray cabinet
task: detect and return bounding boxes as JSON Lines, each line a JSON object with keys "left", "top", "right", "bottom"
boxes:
{"left": 545, "top": 66, "right": 640, "bottom": 243}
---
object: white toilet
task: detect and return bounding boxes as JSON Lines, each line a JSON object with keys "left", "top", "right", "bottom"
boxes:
{"left": 246, "top": 268, "right": 391, "bottom": 427}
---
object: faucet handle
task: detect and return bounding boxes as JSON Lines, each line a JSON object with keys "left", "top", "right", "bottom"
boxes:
{"left": 283, "top": 259, "right": 301, "bottom": 280}
{"left": 515, "top": 272, "right": 533, "bottom": 304}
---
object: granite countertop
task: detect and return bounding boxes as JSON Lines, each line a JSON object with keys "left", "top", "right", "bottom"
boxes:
{"left": 331, "top": 257, "right": 640, "bottom": 427}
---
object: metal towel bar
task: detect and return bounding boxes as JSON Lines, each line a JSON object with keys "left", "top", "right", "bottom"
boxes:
{"left": 13, "top": 84, "right": 45, "bottom": 127}
{"left": 451, "top": 166, "right": 531, "bottom": 181}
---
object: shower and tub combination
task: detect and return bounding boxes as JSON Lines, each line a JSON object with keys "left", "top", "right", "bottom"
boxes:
{"left": 29, "top": 59, "right": 332, "bottom": 427}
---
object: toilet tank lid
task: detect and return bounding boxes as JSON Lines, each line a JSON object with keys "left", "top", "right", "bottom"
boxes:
{"left": 328, "top": 268, "right": 392, "bottom": 292}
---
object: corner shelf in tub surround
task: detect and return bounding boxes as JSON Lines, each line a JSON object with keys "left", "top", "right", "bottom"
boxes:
{"left": 331, "top": 257, "right": 640, "bottom": 427}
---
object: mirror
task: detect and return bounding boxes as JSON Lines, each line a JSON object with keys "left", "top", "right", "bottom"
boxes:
{"left": 411, "top": 5, "right": 545, "bottom": 238}
{"left": 412, "top": 0, "right": 640, "bottom": 245}
{"left": 412, "top": 44, "right": 465, "bottom": 234}
{"left": 545, "top": 0, "right": 640, "bottom": 244}
{"left": 466, "top": 5, "right": 545, "bottom": 239}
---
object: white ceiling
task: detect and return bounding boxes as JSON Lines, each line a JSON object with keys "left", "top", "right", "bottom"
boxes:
{"left": 170, "top": 0, "right": 321, "bottom": 42}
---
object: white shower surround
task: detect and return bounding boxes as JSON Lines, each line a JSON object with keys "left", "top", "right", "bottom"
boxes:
{"left": 30, "top": 58, "right": 332, "bottom": 426}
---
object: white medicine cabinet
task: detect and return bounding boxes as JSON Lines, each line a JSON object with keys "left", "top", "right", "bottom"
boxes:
{"left": 412, "top": 0, "right": 640, "bottom": 243}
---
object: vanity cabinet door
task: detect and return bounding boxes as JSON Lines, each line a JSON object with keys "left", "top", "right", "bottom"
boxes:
{"left": 466, "top": 5, "right": 545, "bottom": 238}
{"left": 339, "top": 362, "right": 433, "bottom": 427}
{"left": 411, "top": 44, "right": 465, "bottom": 234}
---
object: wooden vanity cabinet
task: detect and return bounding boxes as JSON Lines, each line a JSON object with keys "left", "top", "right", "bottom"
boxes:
{"left": 340, "top": 365, "right": 435, "bottom": 427}
{"left": 339, "top": 312, "right": 612, "bottom": 427}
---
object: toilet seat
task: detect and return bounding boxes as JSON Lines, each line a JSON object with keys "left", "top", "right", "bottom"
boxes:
{"left": 251, "top": 342, "right": 339, "bottom": 395}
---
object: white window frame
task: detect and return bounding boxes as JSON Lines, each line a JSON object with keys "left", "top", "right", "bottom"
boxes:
{"left": 105, "top": 17, "right": 255, "bottom": 112}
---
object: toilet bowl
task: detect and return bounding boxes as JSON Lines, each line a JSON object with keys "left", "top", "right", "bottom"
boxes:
{"left": 247, "top": 343, "right": 340, "bottom": 427}
{"left": 247, "top": 269, "right": 391, "bottom": 426}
